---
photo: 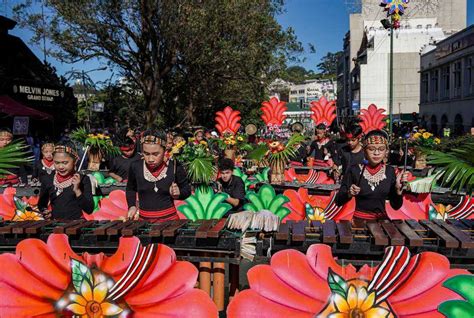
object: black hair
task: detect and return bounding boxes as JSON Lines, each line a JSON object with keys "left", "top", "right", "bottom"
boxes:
{"left": 347, "top": 124, "right": 363, "bottom": 138}
{"left": 218, "top": 158, "right": 235, "bottom": 171}
{"left": 0, "top": 127, "right": 12, "bottom": 133}
{"left": 364, "top": 129, "right": 389, "bottom": 141}
{"left": 315, "top": 123, "right": 327, "bottom": 131}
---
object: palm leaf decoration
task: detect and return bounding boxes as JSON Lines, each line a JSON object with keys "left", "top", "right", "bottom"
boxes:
{"left": 0, "top": 140, "right": 33, "bottom": 176}
{"left": 177, "top": 185, "right": 232, "bottom": 220}
{"left": 254, "top": 167, "right": 270, "bottom": 183}
{"left": 233, "top": 167, "right": 253, "bottom": 191}
{"left": 247, "top": 143, "right": 269, "bottom": 162}
{"left": 244, "top": 184, "right": 290, "bottom": 220}
{"left": 268, "top": 133, "right": 306, "bottom": 166}
{"left": 426, "top": 140, "right": 474, "bottom": 193}
{"left": 438, "top": 274, "right": 474, "bottom": 318}
{"left": 185, "top": 157, "right": 216, "bottom": 185}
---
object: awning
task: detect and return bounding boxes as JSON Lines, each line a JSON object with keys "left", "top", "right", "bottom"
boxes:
{"left": 0, "top": 95, "right": 52, "bottom": 120}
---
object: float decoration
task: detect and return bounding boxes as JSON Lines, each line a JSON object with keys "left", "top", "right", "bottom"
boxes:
{"left": 215, "top": 106, "right": 241, "bottom": 136}
{"left": 429, "top": 196, "right": 474, "bottom": 220}
{"left": 175, "top": 141, "right": 216, "bottom": 185}
{"left": 177, "top": 186, "right": 231, "bottom": 220}
{"left": 284, "top": 188, "right": 354, "bottom": 222}
{"left": 284, "top": 168, "right": 333, "bottom": 185}
{"left": 310, "top": 96, "right": 337, "bottom": 127}
{"left": 244, "top": 184, "right": 290, "bottom": 220}
{"left": 261, "top": 97, "right": 287, "bottom": 127}
{"left": 0, "top": 234, "right": 218, "bottom": 317}
{"left": 358, "top": 104, "right": 387, "bottom": 134}
{"left": 427, "top": 139, "right": 474, "bottom": 194}
{"left": 233, "top": 167, "right": 270, "bottom": 191}
{"left": 11, "top": 197, "right": 43, "bottom": 221}
{"left": 381, "top": 0, "right": 409, "bottom": 16}
{"left": 83, "top": 190, "right": 128, "bottom": 221}
{"left": 227, "top": 244, "right": 470, "bottom": 318}
{"left": 439, "top": 275, "right": 474, "bottom": 318}
{"left": 71, "top": 128, "right": 119, "bottom": 171}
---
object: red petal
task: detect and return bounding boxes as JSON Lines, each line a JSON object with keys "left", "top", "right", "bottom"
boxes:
{"left": 46, "top": 234, "right": 82, "bottom": 273}
{"left": 270, "top": 249, "right": 330, "bottom": 302}
{"left": 227, "top": 289, "right": 314, "bottom": 318}
{"left": 248, "top": 265, "right": 324, "bottom": 313}
{"left": 125, "top": 261, "right": 197, "bottom": 306}
{"left": 98, "top": 236, "right": 141, "bottom": 277}
{"left": 0, "top": 282, "right": 56, "bottom": 317}
{"left": 133, "top": 289, "right": 217, "bottom": 317}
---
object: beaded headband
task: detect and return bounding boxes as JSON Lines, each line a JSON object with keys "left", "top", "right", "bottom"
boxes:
{"left": 194, "top": 129, "right": 204, "bottom": 136}
{"left": 140, "top": 135, "right": 166, "bottom": 146}
{"left": 0, "top": 131, "right": 13, "bottom": 138}
{"left": 53, "top": 145, "right": 78, "bottom": 160}
{"left": 364, "top": 135, "right": 388, "bottom": 147}
{"left": 41, "top": 143, "right": 55, "bottom": 150}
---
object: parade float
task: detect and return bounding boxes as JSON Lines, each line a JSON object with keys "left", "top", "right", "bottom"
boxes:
{"left": 0, "top": 96, "right": 472, "bottom": 317}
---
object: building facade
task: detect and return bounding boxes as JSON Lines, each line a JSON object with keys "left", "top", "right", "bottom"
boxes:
{"left": 289, "top": 79, "right": 336, "bottom": 104}
{"left": 337, "top": 0, "right": 467, "bottom": 122}
{"left": 419, "top": 25, "right": 474, "bottom": 135}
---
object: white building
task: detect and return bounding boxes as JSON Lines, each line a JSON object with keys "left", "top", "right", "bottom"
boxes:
{"left": 289, "top": 79, "right": 337, "bottom": 104}
{"left": 358, "top": 18, "right": 446, "bottom": 115}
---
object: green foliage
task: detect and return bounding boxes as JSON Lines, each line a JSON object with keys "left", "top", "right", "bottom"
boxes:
{"left": 268, "top": 133, "right": 305, "bottom": 165}
{"left": 175, "top": 143, "right": 216, "bottom": 185}
{"left": 0, "top": 140, "right": 33, "bottom": 176}
{"left": 177, "top": 186, "right": 232, "bottom": 220}
{"left": 70, "top": 127, "right": 119, "bottom": 156}
{"left": 254, "top": 167, "right": 270, "bottom": 183}
{"left": 233, "top": 168, "right": 253, "bottom": 192}
{"left": 427, "top": 140, "right": 474, "bottom": 193}
{"left": 244, "top": 184, "right": 290, "bottom": 219}
{"left": 327, "top": 269, "right": 348, "bottom": 298}
{"left": 317, "top": 51, "right": 343, "bottom": 78}
{"left": 438, "top": 275, "right": 474, "bottom": 318}
{"left": 247, "top": 143, "right": 270, "bottom": 162}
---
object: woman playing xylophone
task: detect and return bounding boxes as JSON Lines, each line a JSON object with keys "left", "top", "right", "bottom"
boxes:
{"left": 335, "top": 129, "right": 409, "bottom": 220}
{"left": 38, "top": 145, "right": 94, "bottom": 220}
{"left": 126, "top": 130, "right": 191, "bottom": 221}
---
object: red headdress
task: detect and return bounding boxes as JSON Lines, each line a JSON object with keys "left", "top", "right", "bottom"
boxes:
{"left": 358, "top": 104, "right": 387, "bottom": 134}
{"left": 215, "top": 106, "right": 241, "bottom": 136}
{"left": 261, "top": 97, "right": 287, "bottom": 127}
{"left": 310, "top": 96, "right": 337, "bottom": 127}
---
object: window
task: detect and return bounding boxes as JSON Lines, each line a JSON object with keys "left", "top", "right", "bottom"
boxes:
{"left": 465, "top": 55, "right": 474, "bottom": 96}
{"left": 430, "top": 70, "right": 439, "bottom": 101}
{"left": 421, "top": 73, "right": 429, "bottom": 103}
{"left": 453, "top": 61, "right": 462, "bottom": 97}
{"left": 441, "top": 65, "right": 450, "bottom": 99}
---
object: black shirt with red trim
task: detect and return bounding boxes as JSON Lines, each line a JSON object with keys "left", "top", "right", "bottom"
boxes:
{"left": 335, "top": 164, "right": 402, "bottom": 217}
{"left": 38, "top": 173, "right": 94, "bottom": 220}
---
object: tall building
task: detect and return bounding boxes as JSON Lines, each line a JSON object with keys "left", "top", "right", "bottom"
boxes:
{"left": 419, "top": 25, "right": 474, "bottom": 135}
{"left": 289, "top": 79, "right": 336, "bottom": 104}
{"left": 337, "top": 0, "right": 467, "bottom": 121}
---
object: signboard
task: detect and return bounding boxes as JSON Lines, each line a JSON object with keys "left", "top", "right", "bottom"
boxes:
{"left": 352, "top": 100, "right": 360, "bottom": 111}
{"left": 92, "top": 102, "right": 104, "bottom": 112}
{"left": 12, "top": 116, "right": 29, "bottom": 135}
{"left": 12, "top": 84, "right": 64, "bottom": 103}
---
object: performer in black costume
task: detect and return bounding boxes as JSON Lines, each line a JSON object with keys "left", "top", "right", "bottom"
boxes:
{"left": 339, "top": 125, "right": 365, "bottom": 175}
{"left": 307, "top": 124, "right": 339, "bottom": 165}
{"left": 108, "top": 136, "right": 140, "bottom": 182}
{"left": 216, "top": 158, "right": 246, "bottom": 214}
{"left": 126, "top": 130, "right": 191, "bottom": 221}
{"left": 335, "top": 130, "right": 408, "bottom": 220}
{"left": 32, "top": 142, "right": 55, "bottom": 182}
{"left": 38, "top": 145, "right": 94, "bottom": 220}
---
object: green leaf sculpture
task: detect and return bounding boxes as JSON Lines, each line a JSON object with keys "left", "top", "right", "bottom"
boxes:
{"left": 0, "top": 140, "right": 33, "bottom": 176}
{"left": 254, "top": 167, "right": 270, "bottom": 183}
{"left": 327, "top": 269, "right": 348, "bottom": 298}
{"left": 244, "top": 184, "right": 290, "bottom": 220}
{"left": 177, "top": 185, "right": 232, "bottom": 221}
{"left": 70, "top": 259, "right": 93, "bottom": 294}
{"left": 438, "top": 274, "right": 474, "bottom": 318}
{"left": 233, "top": 168, "right": 253, "bottom": 191}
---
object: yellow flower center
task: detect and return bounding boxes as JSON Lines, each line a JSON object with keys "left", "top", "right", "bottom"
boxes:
{"left": 351, "top": 308, "right": 365, "bottom": 318}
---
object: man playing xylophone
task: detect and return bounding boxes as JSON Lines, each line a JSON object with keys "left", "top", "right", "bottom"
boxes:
{"left": 126, "top": 130, "right": 191, "bottom": 221}
{"left": 335, "top": 130, "right": 409, "bottom": 221}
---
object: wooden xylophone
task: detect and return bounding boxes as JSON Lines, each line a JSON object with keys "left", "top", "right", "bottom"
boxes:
{"left": 255, "top": 219, "right": 474, "bottom": 270}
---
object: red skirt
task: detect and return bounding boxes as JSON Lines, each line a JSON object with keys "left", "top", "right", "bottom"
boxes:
{"left": 139, "top": 206, "right": 179, "bottom": 221}
{"left": 353, "top": 210, "right": 386, "bottom": 221}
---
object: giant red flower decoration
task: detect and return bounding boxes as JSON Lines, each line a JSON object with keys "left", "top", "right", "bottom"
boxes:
{"left": 227, "top": 244, "right": 469, "bottom": 317}
{"left": 358, "top": 104, "right": 387, "bottom": 134}
{"left": 386, "top": 193, "right": 432, "bottom": 220}
{"left": 0, "top": 187, "right": 16, "bottom": 220}
{"left": 261, "top": 97, "right": 287, "bottom": 127}
{"left": 284, "top": 188, "right": 354, "bottom": 222}
{"left": 310, "top": 97, "right": 337, "bottom": 127}
{"left": 215, "top": 106, "right": 241, "bottom": 136}
{"left": 0, "top": 234, "right": 218, "bottom": 317}
{"left": 84, "top": 190, "right": 129, "bottom": 220}
{"left": 284, "top": 168, "right": 334, "bottom": 185}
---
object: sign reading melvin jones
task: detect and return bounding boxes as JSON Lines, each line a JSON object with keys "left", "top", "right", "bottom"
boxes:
{"left": 12, "top": 85, "right": 63, "bottom": 102}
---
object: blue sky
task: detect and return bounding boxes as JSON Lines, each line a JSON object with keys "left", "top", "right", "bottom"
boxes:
{"left": 3, "top": 0, "right": 474, "bottom": 83}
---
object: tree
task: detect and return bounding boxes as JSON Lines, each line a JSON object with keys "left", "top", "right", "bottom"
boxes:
{"left": 317, "top": 51, "right": 343, "bottom": 78}
{"left": 14, "top": 0, "right": 302, "bottom": 128}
